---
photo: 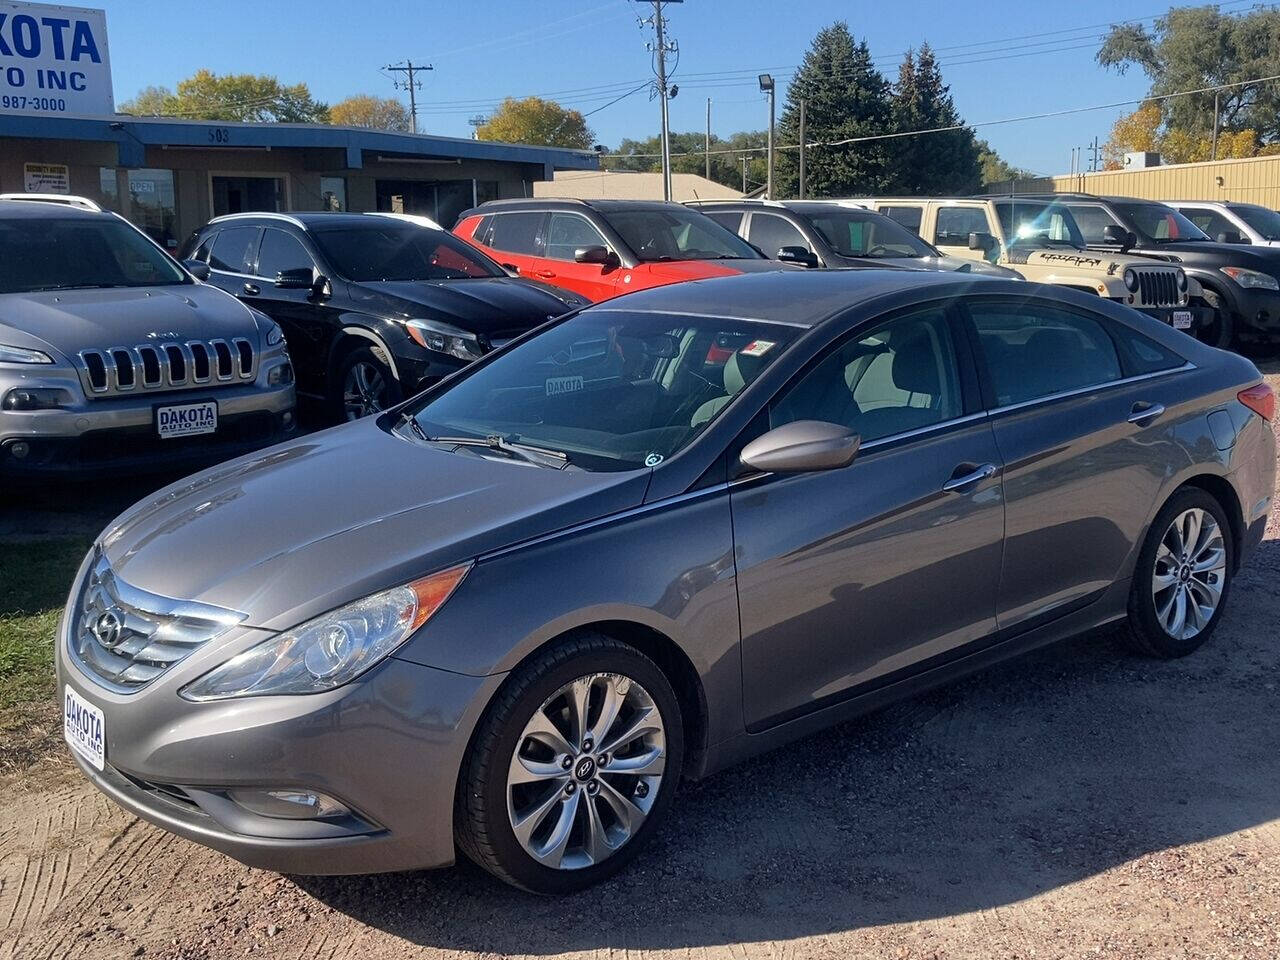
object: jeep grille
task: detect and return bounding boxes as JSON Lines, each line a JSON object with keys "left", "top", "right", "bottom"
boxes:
{"left": 1133, "top": 270, "right": 1181, "bottom": 308}
{"left": 77, "top": 338, "right": 256, "bottom": 397}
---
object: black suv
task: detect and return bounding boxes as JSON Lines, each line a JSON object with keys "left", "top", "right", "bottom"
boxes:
{"left": 1023, "top": 194, "right": 1280, "bottom": 348}
{"left": 180, "top": 213, "right": 588, "bottom": 420}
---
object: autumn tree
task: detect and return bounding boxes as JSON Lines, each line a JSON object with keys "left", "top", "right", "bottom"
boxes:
{"left": 475, "top": 97, "right": 593, "bottom": 149}
{"left": 119, "top": 70, "right": 328, "bottom": 123}
{"left": 976, "top": 139, "right": 1037, "bottom": 185}
{"left": 330, "top": 94, "right": 411, "bottom": 132}
{"left": 1098, "top": 5, "right": 1280, "bottom": 154}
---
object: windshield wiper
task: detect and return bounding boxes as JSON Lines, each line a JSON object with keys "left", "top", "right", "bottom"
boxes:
{"left": 397, "top": 412, "right": 430, "bottom": 442}
{"left": 422, "top": 432, "right": 571, "bottom": 468}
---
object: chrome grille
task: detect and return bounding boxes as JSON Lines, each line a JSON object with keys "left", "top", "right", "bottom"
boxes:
{"left": 1133, "top": 269, "right": 1181, "bottom": 308}
{"left": 77, "top": 337, "right": 256, "bottom": 397}
{"left": 70, "top": 553, "right": 245, "bottom": 692}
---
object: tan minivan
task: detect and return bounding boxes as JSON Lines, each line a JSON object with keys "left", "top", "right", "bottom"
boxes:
{"left": 840, "top": 197, "right": 1213, "bottom": 335}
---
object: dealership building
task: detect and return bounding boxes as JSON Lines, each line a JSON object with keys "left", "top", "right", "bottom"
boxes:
{"left": 0, "top": 114, "right": 601, "bottom": 248}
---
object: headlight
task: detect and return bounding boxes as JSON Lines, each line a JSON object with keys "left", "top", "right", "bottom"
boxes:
{"left": 180, "top": 563, "right": 470, "bottom": 701}
{"left": 406, "top": 319, "right": 485, "bottom": 361}
{"left": 0, "top": 344, "right": 53, "bottom": 364}
{"left": 1176, "top": 268, "right": 1188, "bottom": 291}
{"left": 1220, "top": 266, "right": 1280, "bottom": 290}
{"left": 1123, "top": 268, "right": 1139, "bottom": 292}
{"left": 3, "top": 387, "right": 73, "bottom": 410}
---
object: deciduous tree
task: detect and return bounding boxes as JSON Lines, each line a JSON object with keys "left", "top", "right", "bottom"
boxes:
{"left": 119, "top": 70, "right": 328, "bottom": 123}
{"left": 330, "top": 94, "right": 411, "bottom": 132}
{"left": 475, "top": 97, "right": 593, "bottom": 149}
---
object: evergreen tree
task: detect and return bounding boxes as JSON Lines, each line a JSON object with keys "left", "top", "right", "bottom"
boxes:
{"left": 889, "top": 43, "right": 983, "bottom": 195}
{"left": 775, "top": 23, "right": 894, "bottom": 198}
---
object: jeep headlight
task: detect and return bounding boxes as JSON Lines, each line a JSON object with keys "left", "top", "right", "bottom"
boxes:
{"left": 1123, "top": 268, "right": 1139, "bottom": 292}
{"left": 180, "top": 564, "right": 470, "bottom": 700}
{"left": 0, "top": 344, "right": 53, "bottom": 364}
{"left": 1176, "top": 267, "right": 1188, "bottom": 291}
{"left": 406, "top": 319, "right": 485, "bottom": 361}
{"left": 1220, "top": 266, "right": 1280, "bottom": 290}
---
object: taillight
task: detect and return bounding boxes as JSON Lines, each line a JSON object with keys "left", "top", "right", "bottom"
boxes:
{"left": 1238, "top": 382, "right": 1276, "bottom": 421}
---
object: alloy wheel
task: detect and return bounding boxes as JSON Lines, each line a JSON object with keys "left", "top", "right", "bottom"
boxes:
{"left": 342, "top": 360, "right": 390, "bottom": 421}
{"left": 1152, "top": 507, "right": 1227, "bottom": 641}
{"left": 506, "top": 672, "right": 666, "bottom": 871}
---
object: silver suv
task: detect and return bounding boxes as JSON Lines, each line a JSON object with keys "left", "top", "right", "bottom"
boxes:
{"left": 0, "top": 196, "right": 296, "bottom": 477}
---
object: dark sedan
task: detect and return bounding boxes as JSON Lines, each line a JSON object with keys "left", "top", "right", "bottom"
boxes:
{"left": 58, "top": 270, "right": 1274, "bottom": 894}
{"left": 180, "top": 213, "right": 589, "bottom": 420}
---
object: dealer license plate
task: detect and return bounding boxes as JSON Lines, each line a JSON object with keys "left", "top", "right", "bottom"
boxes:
{"left": 64, "top": 686, "right": 105, "bottom": 771}
{"left": 157, "top": 400, "right": 217, "bottom": 438}
{"left": 1172, "top": 310, "right": 1194, "bottom": 330}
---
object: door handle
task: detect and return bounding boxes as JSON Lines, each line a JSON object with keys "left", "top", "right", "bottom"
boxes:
{"left": 242, "top": 282, "right": 260, "bottom": 296}
{"left": 942, "top": 462, "right": 998, "bottom": 493}
{"left": 1127, "top": 401, "right": 1165, "bottom": 426}
{"left": 534, "top": 270, "right": 557, "bottom": 279}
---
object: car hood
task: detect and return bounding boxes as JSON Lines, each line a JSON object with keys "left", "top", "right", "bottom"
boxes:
{"left": 349, "top": 277, "right": 581, "bottom": 336}
{"left": 640, "top": 258, "right": 796, "bottom": 283}
{"left": 0, "top": 284, "right": 259, "bottom": 361}
{"left": 1132, "top": 241, "right": 1280, "bottom": 274}
{"left": 827, "top": 253, "right": 1022, "bottom": 277}
{"left": 98, "top": 420, "right": 648, "bottom": 631}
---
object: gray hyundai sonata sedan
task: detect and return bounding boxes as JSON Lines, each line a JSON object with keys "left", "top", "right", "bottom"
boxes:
{"left": 57, "top": 270, "right": 1275, "bottom": 893}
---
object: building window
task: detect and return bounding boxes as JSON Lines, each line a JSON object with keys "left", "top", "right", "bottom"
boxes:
{"left": 321, "top": 176, "right": 346, "bottom": 211}
{"left": 95, "top": 168, "right": 119, "bottom": 212}
{"left": 127, "top": 169, "right": 177, "bottom": 249}
{"left": 475, "top": 180, "right": 500, "bottom": 205}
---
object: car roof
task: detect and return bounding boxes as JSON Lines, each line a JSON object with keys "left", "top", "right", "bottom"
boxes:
{"left": 0, "top": 199, "right": 110, "bottom": 220}
{"left": 584, "top": 269, "right": 1009, "bottom": 328}
{"left": 688, "top": 200, "right": 867, "bottom": 215}
{"left": 206, "top": 211, "right": 422, "bottom": 231}
{"left": 460, "top": 198, "right": 691, "bottom": 218}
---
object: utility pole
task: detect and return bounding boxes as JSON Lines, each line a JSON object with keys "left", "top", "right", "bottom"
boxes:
{"left": 385, "top": 61, "right": 432, "bottom": 134}
{"left": 705, "top": 97, "right": 711, "bottom": 182}
{"left": 741, "top": 155, "right": 748, "bottom": 193}
{"left": 798, "top": 99, "right": 807, "bottom": 200}
{"left": 640, "top": 0, "right": 681, "bottom": 201}
{"left": 1211, "top": 89, "right": 1221, "bottom": 161}
{"left": 1089, "top": 136, "right": 1100, "bottom": 173}
{"left": 759, "top": 74, "right": 775, "bottom": 199}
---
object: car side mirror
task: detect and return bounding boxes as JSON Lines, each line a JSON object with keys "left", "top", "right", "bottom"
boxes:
{"left": 740, "top": 420, "right": 861, "bottom": 474}
{"left": 275, "top": 267, "right": 314, "bottom": 289}
{"left": 182, "top": 259, "right": 210, "bottom": 281}
{"left": 1217, "top": 230, "right": 1245, "bottom": 244}
{"left": 776, "top": 245, "right": 819, "bottom": 267}
{"left": 968, "top": 231, "right": 995, "bottom": 252}
{"left": 1102, "top": 224, "right": 1137, "bottom": 250}
{"left": 574, "top": 245, "right": 618, "bottom": 266}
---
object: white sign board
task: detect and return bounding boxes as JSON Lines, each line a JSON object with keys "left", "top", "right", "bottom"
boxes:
{"left": 0, "top": 2, "right": 112, "bottom": 116}
{"left": 24, "top": 161, "right": 67, "bottom": 192}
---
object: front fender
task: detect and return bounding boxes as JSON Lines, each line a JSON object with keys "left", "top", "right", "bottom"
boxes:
{"left": 393, "top": 485, "right": 746, "bottom": 750}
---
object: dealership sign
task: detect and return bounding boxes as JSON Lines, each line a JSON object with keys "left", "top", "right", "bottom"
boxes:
{"left": 0, "top": 2, "right": 112, "bottom": 116}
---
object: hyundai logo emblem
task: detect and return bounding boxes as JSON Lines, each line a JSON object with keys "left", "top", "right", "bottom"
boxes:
{"left": 92, "top": 610, "right": 125, "bottom": 649}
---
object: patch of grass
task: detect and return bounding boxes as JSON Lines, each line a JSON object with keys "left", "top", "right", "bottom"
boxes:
{"left": 0, "top": 537, "right": 92, "bottom": 732}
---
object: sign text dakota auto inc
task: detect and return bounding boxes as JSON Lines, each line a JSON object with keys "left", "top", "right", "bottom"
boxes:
{"left": 0, "top": 2, "right": 113, "bottom": 116}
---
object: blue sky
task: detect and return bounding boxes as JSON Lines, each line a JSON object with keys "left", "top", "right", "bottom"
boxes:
{"left": 90, "top": 0, "right": 1212, "bottom": 175}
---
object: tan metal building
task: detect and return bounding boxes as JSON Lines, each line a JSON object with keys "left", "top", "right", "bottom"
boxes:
{"left": 534, "top": 169, "right": 742, "bottom": 203}
{"left": 987, "top": 153, "right": 1280, "bottom": 207}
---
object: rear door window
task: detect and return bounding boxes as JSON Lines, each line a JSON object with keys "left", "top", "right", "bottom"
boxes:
{"left": 487, "top": 212, "right": 545, "bottom": 256}
{"left": 704, "top": 211, "right": 744, "bottom": 233}
{"left": 208, "top": 226, "right": 260, "bottom": 274}
{"left": 747, "top": 213, "right": 809, "bottom": 257}
{"left": 967, "top": 301, "right": 1123, "bottom": 407}
{"left": 879, "top": 205, "right": 923, "bottom": 233}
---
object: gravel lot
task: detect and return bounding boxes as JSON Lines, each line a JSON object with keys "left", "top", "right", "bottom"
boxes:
{"left": 2, "top": 364, "right": 1277, "bottom": 960}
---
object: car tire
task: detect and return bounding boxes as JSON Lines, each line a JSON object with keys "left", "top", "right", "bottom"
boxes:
{"left": 1194, "top": 289, "right": 1235, "bottom": 350}
{"left": 455, "top": 634, "right": 683, "bottom": 894}
{"left": 1123, "top": 487, "right": 1234, "bottom": 658}
{"left": 330, "top": 345, "right": 402, "bottom": 422}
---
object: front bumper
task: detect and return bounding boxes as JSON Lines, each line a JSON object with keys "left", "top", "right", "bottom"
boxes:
{"left": 1133, "top": 303, "right": 1214, "bottom": 333}
{"left": 56, "top": 609, "right": 503, "bottom": 875}
{"left": 1, "top": 381, "right": 296, "bottom": 478}
{"left": 1224, "top": 285, "right": 1280, "bottom": 337}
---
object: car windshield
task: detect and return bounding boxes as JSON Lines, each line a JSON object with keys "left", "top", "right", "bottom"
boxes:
{"left": 0, "top": 216, "right": 188, "bottom": 294}
{"left": 402, "top": 309, "right": 800, "bottom": 471}
{"left": 310, "top": 222, "right": 504, "bottom": 281}
{"left": 1230, "top": 203, "right": 1280, "bottom": 241}
{"left": 804, "top": 209, "right": 934, "bottom": 258}
{"left": 1112, "top": 202, "right": 1209, "bottom": 243}
{"left": 606, "top": 208, "right": 762, "bottom": 262}
{"left": 993, "top": 201, "right": 1086, "bottom": 248}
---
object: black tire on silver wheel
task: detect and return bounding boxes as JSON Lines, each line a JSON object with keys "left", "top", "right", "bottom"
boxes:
{"left": 331, "top": 345, "right": 402, "bottom": 422}
{"left": 455, "top": 634, "right": 683, "bottom": 893}
{"left": 1124, "top": 487, "right": 1234, "bottom": 658}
